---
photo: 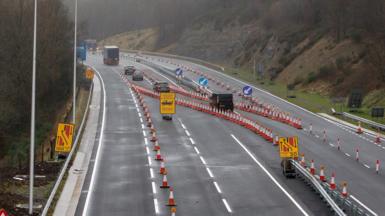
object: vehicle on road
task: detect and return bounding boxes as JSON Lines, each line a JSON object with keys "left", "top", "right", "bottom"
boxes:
{"left": 132, "top": 70, "right": 144, "bottom": 81}
{"left": 153, "top": 81, "right": 170, "bottom": 92}
{"left": 281, "top": 159, "right": 296, "bottom": 178}
{"left": 209, "top": 93, "right": 234, "bottom": 111}
{"left": 124, "top": 65, "right": 136, "bottom": 75}
{"left": 103, "top": 45, "right": 119, "bottom": 65}
{"left": 85, "top": 39, "right": 97, "bottom": 51}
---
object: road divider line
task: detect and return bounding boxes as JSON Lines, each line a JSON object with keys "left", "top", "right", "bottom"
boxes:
{"left": 154, "top": 198, "right": 159, "bottom": 214}
{"left": 194, "top": 146, "right": 200, "bottom": 155}
{"left": 144, "top": 138, "right": 148, "bottom": 145}
{"left": 200, "top": 156, "right": 207, "bottom": 165}
{"left": 185, "top": 130, "right": 191, "bottom": 136}
{"left": 231, "top": 134, "right": 309, "bottom": 216}
{"left": 345, "top": 153, "right": 351, "bottom": 157}
{"left": 222, "top": 198, "right": 232, "bottom": 213}
{"left": 152, "top": 181, "right": 157, "bottom": 194}
{"left": 350, "top": 195, "right": 378, "bottom": 216}
{"left": 150, "top": 168, "right": 154, "bottom": 178}
{"left": 148, "top": 156, "right": 152, "bottom": 166}
{"left": 214, "top": 181, "right": 222, "bottom": 193}
{"left": 143, "top": 131, "right": 147, "bottom": 136}
{"left": 146, "top": 146, "right": 150, "bottom": 155}
{"left": 189, "top": 137, "right": 195, "bottom": 145}
{"left": 206, "top": 168, "right": 214, "bottom": 178}
{"left": 364, "top": 164, "right": 370, "bottom": 169}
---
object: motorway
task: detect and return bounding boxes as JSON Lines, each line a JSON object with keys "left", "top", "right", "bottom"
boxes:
{"left": 72, "top": 54, "right": 337, "bottom": 216}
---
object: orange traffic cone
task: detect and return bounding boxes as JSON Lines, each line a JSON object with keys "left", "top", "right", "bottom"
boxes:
{"left": 155, "top": 149, "right": 163, "bottom": 161}
{"left": 160, "top": 161, "right": 167, "bottom": 175}
{"left": 160, "top": 175, "right": 170, "bottom": 188}
{"left": 376, "top": 160, "right": 380, "bottom": 174}
{"left": 319, "top": 166, "right": 326, "bottom": 182}
{"left": 300, "top": 153, "right": 306, "bottom": 167}
{"left": 153, "top": 141, "right": 160, "bottom": 151}
{"left": 274, "top": 136, "right": 279, "bottom": 145}
{"left": 151, "top": 132, "right": 157, "bottom": 142}
{"left": 375, "top": 132, "right": 381, "bottom": 144}
{"left": 171, "top": 207, "right": 176, "bottom": 216}
{"left": 356, "top": 121, "right": 363, "bottom": 134}
{"left": 147, "top": 118, "right": 152, "bottom": 127}
{"left": 341, "top": 182, "right": 348, "bottom": 197}
{"left": 150, "top": 125, "right": 156, "bottom": 133}
{"left": 167, "top": 188, "right": 177, "bottom": 206}
{"left": 310, "top": 160, "right": 315, "bottom": 175}
{"left": 330, "top": 172, "right": 336, "bottom": 190}
{"left": 356, "top": 148, "right": 359, "bottom": 161}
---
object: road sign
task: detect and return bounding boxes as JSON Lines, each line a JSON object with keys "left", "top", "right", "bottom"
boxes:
{"left": 198, "top": 77, "right": 208, "bottom": 86}
{"left": 55, "top": 123, "right": 75, "bottom": 153}
{"left": 175, "top": 68, "right": 183, "bottom": 76}
{"left": 0, "top": 208, "right": 8, "bottom": 216}
{"left": 85, "top": 68, "right": 94, "bottom": 80}
{"left": 279, "top": 136, "right": 299, "bottom": 158}
{"left": 243, "top": 86, "right": 252, "bottom": 96}
{"left": 160, "top": 92, "right": 176, "bottom": 114}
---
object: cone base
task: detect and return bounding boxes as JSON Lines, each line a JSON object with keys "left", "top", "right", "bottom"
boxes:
{"left": 160, "top": 185, "right": 170, "bottom": 188}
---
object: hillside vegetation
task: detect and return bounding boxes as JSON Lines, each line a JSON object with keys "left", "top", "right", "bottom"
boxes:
{"left": 101, "top": 0, "right": 385, "bottom": 110}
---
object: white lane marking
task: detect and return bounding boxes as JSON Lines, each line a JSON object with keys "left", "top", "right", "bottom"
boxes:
{"left": 350, "top": 195, "right": 378, "bottom": 216}
{"left": 200, "top": 156, "right": 207, "bottom": 165}
{"left": 140, "top": 118, "right": 143, "bottom": 123}
{"left": 143, "top": 131, "right": 147, "bottom": 136}
{"left": 194, "top": 146, "right": 200, "bottom": 155}
{"left": 206, "top": 167, "right": 214, "bottom": 178}
{"left": 382, "top": 146, "right": 385, "bottom": 150}
{"left": 213, "top": 181, "right": 222, "bottom": 193}
{"left": 138, "top": 113, "right": 142, "bottom": 117}
{"left": 345, "top": 153, "right": 351, "bottom": 157}
{"left": 329, "top": 143, "right": 334, "bottom": 147}
{"left": 141, "top": 124, "right": 145, "bottom": 129}
{"left": 144, "top": 138, "right": 148, "bottom": 145}
{"left": 185, "top": 130, "right": 191, "bottom": 137}
{"left": 154, "top": 198, "right": 159, "bottom": 214}
{"left": 148, "top": 156, "right": 152, "bottom": 165}
{"left": 364, "top": 164, "right": 371, "bottom": 169}
{"left": 181, "top": 123, "right": 186, "bottom": 129}
{"left": 146, "top": 146, "right": 150, "bottom": 155}
{"left": 82, "top": 67, "right": 107, "bottom": 216}
{"left": 231, "top": 134, "right": 309, "bottom": 216}
{"left": 152, "top": 181, "right": 157, "bottom": 194}
{"left": 315, "top": 135, "right": 319, "bottom": 138}
{"left": 150, "top": 168, "right": 154, "bottom": 178}
{"left": 189, "top": 137, "right": 195, "bottom": 145}
{"left": 222, "top": 199, "right": 232, "bottom": 213}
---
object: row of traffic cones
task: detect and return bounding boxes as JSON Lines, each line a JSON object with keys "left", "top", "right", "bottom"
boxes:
{"left": 131, "top": 86, "right": 177, "bottom": 214}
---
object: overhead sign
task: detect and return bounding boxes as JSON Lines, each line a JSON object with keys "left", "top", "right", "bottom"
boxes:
{"left": 175, "top": 68, "right": 183, "bottom": 76}
{"left": 279, "top": 136, "right": 299, "bottom": 158}
{"left": 198, "top": 77, "right": 208, "bottom": 86}
{"left": 160, "top": 92, "right": 176, "bottom": 114}
{"left": 85, "top": 68, "right": 94, "bottom": 80}
{"left": 243, "top": 86, "right": 252, "bottom": 96}
{"left": 0, "top": 209, "right": 8, "bottom": 216}
{"left": 55, "top": 123, "right": 75, "bottom": 153}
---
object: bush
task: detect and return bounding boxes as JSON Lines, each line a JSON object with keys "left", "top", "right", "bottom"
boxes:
{"left": 350, "top": 31, "right": 362, "bottom": 43}
{"left": 318, "top": 65, "right": 335, "bottom": 78}
{"left": 335, "top": 57, "right": 346, "bottom": 69}
{"left": 306, "top": 72, "right": 317, "bottom": 83}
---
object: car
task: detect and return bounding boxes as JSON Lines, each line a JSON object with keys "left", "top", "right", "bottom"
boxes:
{"left": 135, "top": 58, "right": 141, "bottom": 62}
{"left": 153, "top": 81, "right": 170, "bottom": 92}
{"left": 132, "top": 71, "right": 144, "bottom": 81}
{"left": 124, "top": 65, "right": 136, "bottom": 75}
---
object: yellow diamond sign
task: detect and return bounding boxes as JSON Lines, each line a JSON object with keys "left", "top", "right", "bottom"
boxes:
{"left": 279, "top": 136, "right": 299, "bottom": 158}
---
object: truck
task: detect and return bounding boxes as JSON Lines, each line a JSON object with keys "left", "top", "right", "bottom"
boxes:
{"left": 103, "top": 46, "right": 119, "bottom": 65}
{"left": 209, "top": 93, "right": 234, "bottom": 111}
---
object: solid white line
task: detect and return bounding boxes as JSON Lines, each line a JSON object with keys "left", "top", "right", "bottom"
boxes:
{"left": 189, "top": 137, "right": 195, "bottom": 145}
{"left": 213, "top": 181, "right": 222, "bottom": 193}
{"left": 350, "top": 195, "right": 378, "bottom": 216}
{"left": 152, "top": 181, "right": 157, "bottom": 194}
{"left": 82, "top": 67, "right": 107, "bottom": 216}
{"left": 364, "top": 164, "right": 371, "bottom": 169}
{"left": 194, "top": 146, "right": 200, "bottom": 155}
{"left": 200, "top": 156, "right": 207, "bottom": 165}
{"left": 150, "top": 168, "right": 154, "bottom": 178}
{"left": 148, "top": 156, "right": 152, "bottom": 166}
{"left": 231, "top": 134, "right": 309, "bottom": 216}
{"left": 185, "top": 130, "right": 191, "bottom": 136}
{"left": 222, "top": 199, "right": 232, "bottom": 213}
{"left": 206, "top": 167, "right": 214, "bottom": 178}
{"left": 154, "top": 198, "right": 159, "bottom": 214}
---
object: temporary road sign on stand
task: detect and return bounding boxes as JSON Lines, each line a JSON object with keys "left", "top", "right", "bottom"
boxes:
{"left": 243, "top": 86, "right": 253, "bottom": 96}
{"left": 279, "top": 136, "right": 299, "bottom": 158}
{"left": 160, "top": 92, "right": 176, "bottom": 114}
{"left": 198, "top": 77, "right": 208, "bottom": 86}
{"left": 55, "top": 123, "right": 75, "bottom": 153}
{"left": 85, "top": 68, "right": 94, "bottom": 80}
{"left": 0, "top": 208, "right": 8, "bottom": 216}
{"left": 175, "top": 68, "right": 183, "bottom": 76}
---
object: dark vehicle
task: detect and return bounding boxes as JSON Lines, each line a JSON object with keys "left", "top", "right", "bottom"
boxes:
{"left": 153, "top": 82, "right": 170, "bottom": 92}
{"left": 103, "top": 46, "right": 119, "bottom": 65}
{"left": 209, "top": 93, "right": 234, "bottom": 111}
{"left": 132, "top": 71, "right": 144, "bottom": 81}
{"left": 124, "top": 66, "right": 136, "bottom": 75}
{"left": 85, "top": 39, "right": 97, "bottom": 51}
{"left": 281, "top": 159, "right": 296, "bottom": 178}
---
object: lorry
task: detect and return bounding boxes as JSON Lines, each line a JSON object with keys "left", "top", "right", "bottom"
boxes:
{"left": 103, "top": 46, "right": 119, "bottom": 65}
{"left": 209, "top": 93, "right": 234, "bottom": 111}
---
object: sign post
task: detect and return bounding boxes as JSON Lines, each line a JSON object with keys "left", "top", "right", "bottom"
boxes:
{"left": 198, "top": 77, "right": 208, "bottom": 87}
{"left": 85, "top": 68, "right": 94, "bottom": 80}
{"left": 55, "top": 123, "right": 75, "bottom": 153}
{"left": 243, "top": 86, "right": 253, "bottom": 96}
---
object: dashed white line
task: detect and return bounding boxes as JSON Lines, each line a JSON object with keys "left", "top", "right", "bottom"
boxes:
{"left": 315, "top": 135, "right": 319, "bottom": 138}
{"left": 194, "top": 146, "right": 200, "bottom": 154}
{"left": 189, "top": 137, "right": 195, "bottom": 145}
{"left": 350, "top": 195, "right": 378, "bottom": 216}
{"left": 146, "top": 146, "right": 150, "bottom": 155}
{"left": 181, "top": 123, "right": 186, "bottom": 129}
{"left": 153, "top": 198, "right": 159, "bottom": 214}
{"left": 222, "top": 198, "right": 232, "bottom": 213}
{"left": 364, "top": 164, "right": 371, "bottom": 169}
{"left": 329, "top": 143, "right": 334, "bottom": 147}
{"left": 185, "top": 130, "right": 191, "bottom": 136}
{"left": 200, "top": 156, "right": 207, "bottom": 165}
{"left": 213, "top": 181, "right": 222, "bottom": 193}
{"left": 148, "top": 156, "right": 152, "bottom": 166}
{"left": 138, "top": 113, "right": 142, "bottom": 117}
{"left": 152, "top": 181, "right": 157, "bottom": 194}
{"left": 206, "top": 167, "right": 214, "bottom": 178}
{"left": 141, "top": 124, "right": 145, "bottom": 129}
{"left": 144, "top": 138, "right": 148, "bottom": 145}
{"left": 150, "top": 168, "right": 154, "bottom": 178}
{"left": 143, "top": 131, "right": 147, "bottom": 136}
{"left": 345, "top": 153, "right": 351, "bottom": 157}
{"left": 140, "top": 118, "right": 143, "bottom": 123}
{"left": 231, "top": 134, "right": 309, "bottom": 216}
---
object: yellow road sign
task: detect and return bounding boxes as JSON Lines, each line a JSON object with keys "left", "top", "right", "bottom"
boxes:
{"left": 85, "top": 68, "right": 94, "bottom": 80}
{"left": 55, "top": 123, "right": 75, "bottom": 153}
{"left": 160, "top": 92, "right": 176, "bottom": 114}
{"left": 279, "top": 136, "right": 299, "bottom": 158}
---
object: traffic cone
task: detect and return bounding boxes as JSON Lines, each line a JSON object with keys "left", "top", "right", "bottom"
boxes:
{"left": 319, "top": 166, "right": 326, "bottom": 182}
{"left": 330, "top": 173, "right": 336, "bottom": 190}
{"left": 376, "top": 160, "right": 380, "bottom": 174}
{"left": 151, "top": 132, "right": 157, "bottom": 142}
{"left": 337, "top": 138, "right": 341, "bottom": 151}
{"left": 300, "top": 153, "right": 306, "bottom": 167}
{"left": 341, "top": 182, "right": 348, "bottom": 197}
{"left": 150, "top": 125, "right": 156, "bottom": 133}
{"left": 274, "top": 136, "right": 279, "bottom": 145}
{"left": 160, "top": 175, "right": 170, "bottom": 188}
{"left": 323, "top": 129, "right": 326, "bottom": 143}
{"left": 375, "top": 132, "right": 381, "bottom": 144}
{"left": 356, "top": 121, "right": 363, "bottom": 134}
{"left": 160, "top": 161, "right": 167, "bottom": 175}
{"left": 309, "top": 123, "right": 313, "bottom": 134}
{"left": 155, "top": 149, "right": 163, "bottom": 161}
{"left": 171, "top": 207, "right": 176, "bottom": 216}
{"left": 153, "top": 141, "right": 160, "bottom": 151}
{"left": 147, "top": 118, "right": 152, "bottom": 127}
{"left": 167, "top": 188, "right": 177, "bottom": 206}
{"left": 310, "top": 160, "right": 315, "bottom": 175}
{"left": 356, "top": 148, "right": 359, "bottom": 161}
